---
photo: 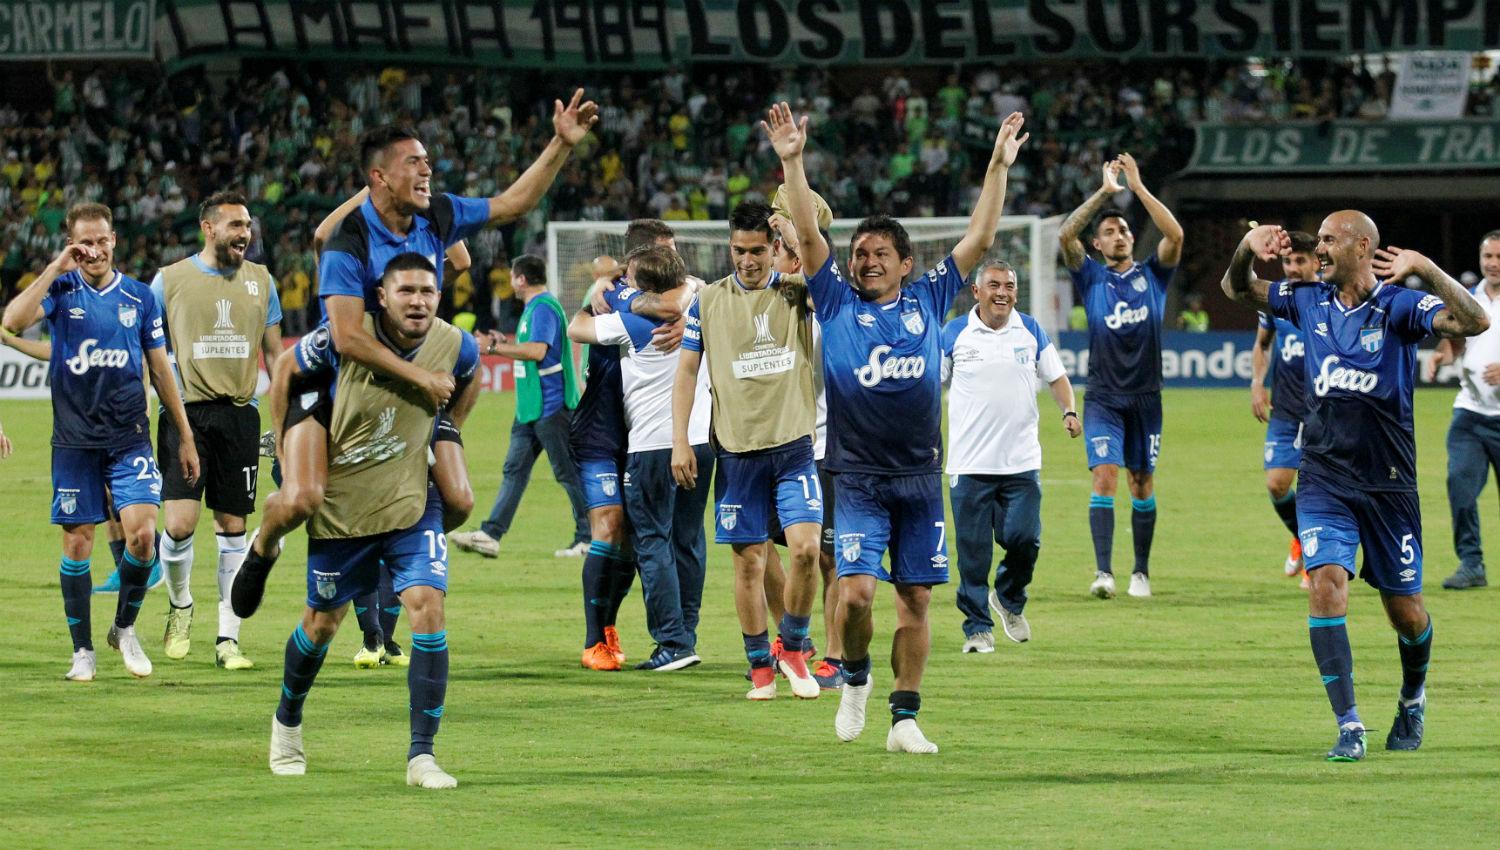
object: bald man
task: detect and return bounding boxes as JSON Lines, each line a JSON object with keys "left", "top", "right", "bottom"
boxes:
{"left": 1222, "top": 211, "right": 1488, "bottom": 762}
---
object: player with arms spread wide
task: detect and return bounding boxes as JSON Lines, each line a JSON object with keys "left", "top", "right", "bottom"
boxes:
{"left": 1223, "top": 213, "right": 1488, "bottom": 760}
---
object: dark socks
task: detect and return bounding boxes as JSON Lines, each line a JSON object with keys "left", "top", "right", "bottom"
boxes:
{"left": 743, "top": 631, "right": 772, "bottom": 669}
{"left": 108, "top": 539, "right": 126, "bottom": 570}
{"left": 408, "top": 631, "right": 449, "bottom": 759}
{"left": 1131, "top": 497, "right": 1156, "bottom": 577}
{"left": 777, "top": 612, "right": 812, "bottom": 654}
{"left": 378, "top": 565, "right": 401, "bottom": 645}
{"left": 1088, "top": 495, "right": 1114, "bottom": 574}
{"left": 115, "top": 549, "right": 153, "bottom": 629}
{"left": 1272, "top": 491, "right": 1298, "bottom": 536}
{"left": 1309, "top": 616, "right": 1360, "bottom": 727}
{"left": 582, "top": 543, "right": 611, "bottom": 647}
{"left": 844, "top": 656, "right": 871, "bottom": 687}
{"left": 890, "top": 689, "right": 920, "bottom": 726}
{"left": 1398, "top": 617, "right": 1433, "bottom": 702}
{"left": 276, "top": 624, "right": 329, "bottom": 727}
{"left": 353, "top": 593, "right": 381, "bottom": 650}
{"left": 603, "top": 552, "right": 636, "bottom": 625}
{"left": 60, "top": 557, "right": 92, "bottom": 651}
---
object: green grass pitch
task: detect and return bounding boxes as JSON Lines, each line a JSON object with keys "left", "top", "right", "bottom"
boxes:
{"left": 1, "top": 389, "right": 1497, "bottom": 848}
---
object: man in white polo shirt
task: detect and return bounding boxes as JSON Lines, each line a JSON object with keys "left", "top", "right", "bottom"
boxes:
{"left": 941, "top": 260, "right": 1081, "bottom": 652}
{"left": 1429, "top": 229, "right": 1500, "bottom": 590}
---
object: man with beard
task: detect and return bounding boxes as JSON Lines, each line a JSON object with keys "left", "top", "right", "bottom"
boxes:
{"left": 150, "top": 191, "right": 283, "bottom": 670}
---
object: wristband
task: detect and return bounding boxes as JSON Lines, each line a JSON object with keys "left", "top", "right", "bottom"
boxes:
{"left": 1063, "top": 411, "right": 1078, "bottom": 421}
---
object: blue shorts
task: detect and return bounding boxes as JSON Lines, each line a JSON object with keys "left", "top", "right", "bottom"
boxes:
{"left": 1083, "top": 391, "right": 1162, "bottom": 472}
{"left": 714, "top": 436, "right": 823, "bottom": 544}
{"left": 305, "top": 489, "right": 448, "bottom": 610}
{"left": 51, "top": 442, "right": 161, "bottom": 525}
{"left": 1263, "top": 417, "right": 1304, "bottom": 470}
{"left": 1297, "top": 475, "right": 1423, "bottom": 595}
{"left": 834, "top": 472, "right": 948, "bottom": 586}
{"left": 578, "top": 455, "right": 624, "bottom": 511}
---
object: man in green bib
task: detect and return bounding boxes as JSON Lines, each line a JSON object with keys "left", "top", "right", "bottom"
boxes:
{"left": 452, "top": 255, "right": 589, "bottom": 558}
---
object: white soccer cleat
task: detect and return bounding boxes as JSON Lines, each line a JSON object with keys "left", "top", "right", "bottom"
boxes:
{"left": 269, "top": 717, "right": 306, "bottom": 775}
{"left": 449, "top": 529, "right": 499, "bottom": 558}
{"left": 64, "top": 648, "right": 96, "bottom": 682}
{"left": 406, "top": 754, "right": 458, "bottom": 789}
{"left": 553, "top": 541, "right": 589, "bottom": 558}
{"left": 1128, "top": 573, "right": 1152, "bottom": 598}
{"left": 835, "top": 674, "right": 872, "bottom": 742}
{"left": 886, "top": 718, "right": 939, "bottom": 754}
{"left": 1089, "top": 571, "right": 1116, "bottom": 599}
{"left": 961, "top": 632, "right": 995, "bottom": 654}
{"left": 108, "top": 625, "right": 152, "bottom": 678}
{"left": 778, "top": 653, "right": 821, "bottom": 700}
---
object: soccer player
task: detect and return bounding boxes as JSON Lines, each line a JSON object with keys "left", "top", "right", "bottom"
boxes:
{"left": 1249, "top": 230, "right": 1318, "bottom": 588}
{"left": 941, "top": 260, "right": 1080, "bottom": 653}
{"left": 670, "top": 200, "right": 822, "bottom": 700}
{"left": 769, "top": 102, "right": 1028, "bottom": 752}
{"left": 233, "top": 90, "right": 597, "bottom": 617}
{"left": 2, "top": 203, "right": 200, "bottom": 681}
{"left": 266, "top": 253, "right": 480, "bottom": 788}
{"left": 1223, "top": 215, "right": 1489, "bottom": 760}
{"left": 1428, "top": 230, "right": 1500, "bottom": 590}
{"left": 151, "top": 191, "right": 283, "bottom": 669}
{"left": 1057, "top": 153, "right": 1184, "bottom": 600}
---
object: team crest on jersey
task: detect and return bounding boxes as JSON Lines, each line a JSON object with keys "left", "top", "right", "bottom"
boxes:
{"left": 1092, "top": 436, "right": 1111, "bottom": 458}
{"left": 56, "top": 490, "right": 78, "bottom": 515}
{"left": 600, "top": 474, "right": 618, "bottom": 497}
{"left": 1360, "top": 326, "right": 1383, "bottom": 353}
{"left": 902, "top": 310, "right": 925, "bottom": 336}
{"left": 1014, "top": 346, "right": 1032, "bottom": 365}
{"left": 840, "top": 532, "right": 864, "bottom": 563}
{"left": 719, "top": 504, "right": 739, "bottom": 531}
{"left": 1131, "top": 277, "right": 1148, "bottom": 293}
{"left": 1264, "top": 442, "right": 1276, "bottom": 463}
{"left": 316, "top": 578, "right": 338, "bottom": 600}
{"left": 1302, "top": 532, "right": 1319, "bottom": 559}
{"left": 118, "top": 304, "right": 137, "bottom": 328}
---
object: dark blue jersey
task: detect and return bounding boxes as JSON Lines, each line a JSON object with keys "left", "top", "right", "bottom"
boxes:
{"left": 570, "top": 335, "right": 627, "bottom": 461}
{"left": 1258, "top": 306, "right": 1309, "bottom": 423}
{"left": 42, "top": 270, "right": 164, "bottom": 449}
{"left": 1268, "top": 280, "right": 1441, "bottom": 492}
{"left": 1071, "top": 254, "right": 1174, "bottom": 395}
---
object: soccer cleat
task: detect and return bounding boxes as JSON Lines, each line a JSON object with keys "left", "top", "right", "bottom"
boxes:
{"left": 835, "top": 674, "right": 872, "bottom": 742}
{"left": 1128, "top": 573, "right": 1151, "bottom": 598}
{"left": 1386, "top": 697, "right": 1426, "bottom": 751}
{"left": 163, "top": 604, "right": 193, "bottom": 660}
{"left": 64, "top": 648, "right": 96, "bottom": 682}
{"left": 1326, "top": 723, "right": 1367, "bottom": 762}
{"left": 230, "top": 528, "right": 281, "bottom": 619}
{"left": 215, "top": 639, "right": 254, "bottom": 670}
{"left": 1441, "top": 568, "right": 1487, "bottom": 590}
{"left": 406, "top": 754, "right": 458, "bottom": 789}
{"left": 108, "top": 625, "right": 152, "bottom": 678}
{"left": 449, "top": 529, "right": 499, "bottom": 558}
{"left": 92, "top": 569, "right": 121, "bottom": 594}
{"left": 269, "top": 717, "right": 306, "bottom": 775}
{"left": 886, "top": 718, "right": 939, "bottom": 754}
{"left": 777, "top": 649, "right": 820, "bottom": 699}
{"left": 1285, "top": 537, "right": 1303, "bottom": 577}
{"left": 1090, "top": 571, "right": 1116, "bottom": 599}
{"left": 581, "top": 643, "right": 622, "bottom": 671}
{"left": 91, "top": 560, "right": 164, "bottom": 594}
{"left": 991, "top": 591, "right": 1031, "bottom": 643}
{"left": 746, "top": 666, "right": 777, "bottom": 700}
{"left": 603, "top": 625, "right": 625, "bottom": 664}
{"left": 353, "top": 646, "right": 384, "bottom": 669}
{"left": 554, "top": 540, "right": 589, "bottom": 558}
{"left": 382, "top": 644, "right": 410, "bottom": 668}
{"left": 813, "top": 660, "right": 845, "bottom": 691}
{"left": 258, "top": 429, "right": 277, "bottom": 458}
{"left": 961, "top": 632, "right": 995, "bottom": 654}
{"left": 634, "top": 645, "right": 700, "bottom": 671}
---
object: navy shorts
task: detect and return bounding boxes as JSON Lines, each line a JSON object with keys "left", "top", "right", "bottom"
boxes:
{"left": 578, "top": 455, "right": 624, "bottom": 511}
{"left": 834, "top": 472, "right": 948, "bottom": 586}
{"left": 1083, "top": 391, "right": 1162, "bottom": 472}
{"left": 714, "top": 436, "right": 822, "bottom": 545}
{"left": 51, "top": 442, "right": 161, "bottom": 525}
{"left": 1263, "top": 417, "right": 1303, "bottom": 470}
{"left": 305, "top": 488, "right": 448, "bottom": 610}
{"left": 1297, "top": 475, "right": 1423, "bottom": 595}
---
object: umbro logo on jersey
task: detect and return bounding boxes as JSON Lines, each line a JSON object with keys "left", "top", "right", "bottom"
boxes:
{"left": 857, "top": 313, "right": 876, "bottom": 328}
{"left": 65, "top": 339, "right": 129, "bottom": 375}
{"left": 68, "top": 307, "right": 86, "bottom": 319}
{"left": 1103, "top": 302, "right": 1149, "bottom": 330}
{"left": 1399, "top": 568, "right": 1417, "bottom": 582}
{"left": 1313, "top": 355, "right": 1378, "bottom": 397}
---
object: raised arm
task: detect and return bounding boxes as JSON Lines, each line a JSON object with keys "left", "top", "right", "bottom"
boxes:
{"left": 567, "top": 309, "right": 605, "bottom": 345}
{"left": 147, "top": 345, "right": 199, "bottom": 486}
{"left": 3, "top": 244, "right": 86, "bottom": 334}
{"left": 1221, "top": 225, "right": 1288, "bottom": 312}
{"left": 325, "top": 293, "right": 453, "bottom": 409}
{"left": 763, "top": 102, "right": 828, "bottom": 276}
{"left": 486, "top": 89, "right": 599, "bottom": 225}
{"left": 951, "top": 112, "right": 1028, "bottom": 277}
{"left": 1373, "top": 247, "right": 1491, "bottom": 339}
{"left": 1057, "top": 163, "right": 1124, "bottom": 271}
{"left": 1116, "top": 153, "right": 1184, "bottom": 267}
{"left": 313, "top": 189, "right": 369, "bottom": 254}
{"left": 1250, "top": 323, "right": 1274, "bottom": 423}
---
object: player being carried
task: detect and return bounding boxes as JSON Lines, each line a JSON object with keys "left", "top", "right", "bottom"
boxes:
{"left": 1222, "top": 213, "right": 1488, "bottom": 760}
{"left": 768, "top": 102, "right": 1027, "bottom": 752}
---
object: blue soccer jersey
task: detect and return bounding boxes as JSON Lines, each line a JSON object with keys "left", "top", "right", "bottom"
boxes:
{"left": 1268, "top": 280, "right": 1442, "bottom": 491}
{"left": 1071, "top": 255, "right": 1174, "bottom": 394}
{"left": 1258, "top": 306, "right": 1309, "bottom": 423}
{"left": 42, "top": 270, "right": 164, "bottom": 449}
{"left": 809, "top": 253, "right": 965, "bottom": 475}
{"left": 294, "top": 319, "right": 480, "bottom": 390}
{"left": 317, "top": 193, "right": 490, "bottom": 316}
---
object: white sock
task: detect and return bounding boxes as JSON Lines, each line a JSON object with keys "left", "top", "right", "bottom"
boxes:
{"left": 217, "top": 533, "right": 248, "bottom": 641}
{"left": 161, "top": 532, "right": 196, "bottom": 608}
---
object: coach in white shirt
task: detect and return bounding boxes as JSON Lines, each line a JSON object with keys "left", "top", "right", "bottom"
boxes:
{"left": 1429, "top": 230, "right": 1500, "bottom": 590}
{"left": 942, "top": 260, "right": 1081, "bottom": 652}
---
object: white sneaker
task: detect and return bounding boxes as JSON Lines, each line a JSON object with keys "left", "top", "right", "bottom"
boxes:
{"left": 270, "top": 717, "right": 306, "bottom": 775}
{"left": 553, "top": 540, "right": 589, "bottom": 558}
{"left": 65, "top": 648, "right": 96, "bottom": 682}
{"left": 1128, "top": 572, "right": 1152, "bottom": 597}
{"left": 1090, "top": 571, "right": 1116, "bottom": 599}
{"left": 835, "top": 673, "right": 872, "bottom": 742}
{"left": 406, "top": 754, "right": 458, "bottom": 789}
{"left": 961, "top": 632, "right": 995, "bottom": 654}
{"left": 991, "top": 591, "right": 1031, "bottom": 643}
{"left": 449, "top": 529, "right": 499, "bottom": 558}
{"left": 886, "top": 718, "right": 939, "bottom": 754}
{"left": 108, "top": 625, "right": 152, "bottom": 677}
{"left": 1284, "top": 552, "right": 1301, "bottom": 577}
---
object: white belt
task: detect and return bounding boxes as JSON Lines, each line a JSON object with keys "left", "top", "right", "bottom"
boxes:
{"left": 536, "top": 364, "right": 563, "bottom": 376}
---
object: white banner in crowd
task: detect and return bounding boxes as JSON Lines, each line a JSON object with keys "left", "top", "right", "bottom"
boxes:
{"left": 1388, "top": 52, "right": 1471, "bottom": 120}
{"left": 0, "top": 344, "right": 51, "bottom": 399}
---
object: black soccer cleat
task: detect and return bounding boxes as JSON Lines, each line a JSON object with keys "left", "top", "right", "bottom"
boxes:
{"left": 230, "top": 529, "right": 280, "bottom": 619}
{"left": 1386, "top": 698, "right": 1425, "bottom": 751}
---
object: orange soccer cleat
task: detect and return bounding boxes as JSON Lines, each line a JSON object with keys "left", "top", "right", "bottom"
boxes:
{"left": 603, "top": 625, "right": 625, "bottom": 664}
{"left": 581, "top": 642, "right": 621, "bottom": 671}
{"left": 1285, "top": 537, "right": 1304, "bottom": 577}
